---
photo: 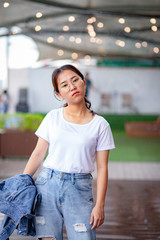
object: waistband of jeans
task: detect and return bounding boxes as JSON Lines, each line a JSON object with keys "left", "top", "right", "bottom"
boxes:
{"left": 44, "top": 168, "right": 92, "bottom": 180}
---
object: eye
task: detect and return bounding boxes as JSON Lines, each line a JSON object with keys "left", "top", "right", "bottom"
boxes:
{"left": 61, "top": 83, "right": 68, "bottom": 88}
{"left": 73, "top": 78, "right": 79, "bottom": 83}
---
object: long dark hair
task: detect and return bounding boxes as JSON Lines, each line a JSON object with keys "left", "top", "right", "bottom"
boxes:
{"left": 52, "top": 64, "right": 94, "bottom": 114}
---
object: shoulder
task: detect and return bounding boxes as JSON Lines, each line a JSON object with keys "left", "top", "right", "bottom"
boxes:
{"left": 95, "top": 114, "right": 110, "bottom": 128}
{"left": 45, "top": 108, "right": 61, "bottom": 118}
{"left": 93, "top": 114, "right": 112, "bottom": 134}
{"left": 42, "top": 108, "right": 61, "bottom": 123}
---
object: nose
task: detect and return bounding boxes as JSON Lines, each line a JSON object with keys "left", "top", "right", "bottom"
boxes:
{"left": 69, "top": 82, "right": 76, "bottom": 91}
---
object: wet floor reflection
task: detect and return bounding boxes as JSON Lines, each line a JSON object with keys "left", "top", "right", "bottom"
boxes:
{"left": 93, "top": 180, "right": 160, "bottom": 240}
{"left": 5, "top": 179, "right": 160, "bottom": 240}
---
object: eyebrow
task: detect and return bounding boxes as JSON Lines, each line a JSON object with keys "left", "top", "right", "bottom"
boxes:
{"left": 60, "top": 75, "right": 78, "bottom": 85}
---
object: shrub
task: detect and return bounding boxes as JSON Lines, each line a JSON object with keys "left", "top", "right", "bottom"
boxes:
{"left": 101, "top": 114, "right": 159, "bottom": 130}
{"left": 0, "top": 113, "right": 44, "bottom": 131}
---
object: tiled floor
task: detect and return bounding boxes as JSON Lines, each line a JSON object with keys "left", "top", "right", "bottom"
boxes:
{"left": 94, "top": 161, "right": 160, "bottom": 180}
{"left": 1, "top": 159, "right": 160, "bottom": 181}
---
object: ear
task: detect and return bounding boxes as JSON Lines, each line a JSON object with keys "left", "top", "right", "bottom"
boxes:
{"left": 83, "top": 79, "right": 86, "bottom": 87}
{"left": 56, "top": 92, "right": 64, "bottom": 100}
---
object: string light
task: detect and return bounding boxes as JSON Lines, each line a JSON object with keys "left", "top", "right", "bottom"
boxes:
{"left": 72, "top": 52, "right": 78, "bottom": 59}
{"left": 75, "top": 37, "right": 82, "bottom": 44}
{"left": 36, "top": 12, "right": 43, "bottom": 18}
{"left": 69, "top": 36, "right": 75, "bottom": 42}
{"left": 87, "top": 17, "right": 96, "bottom": 24}
{"left": 63, "top": 25, "right": 69, "bottom": 31}
{"left": 91, "top": 17, "right": 96, "bottom": 22}
{"left": 11, "top": 27, "right": 21, "bottom": 35}
{"left": 119, "top": 41, "right": 125, "bottom": 47}
{"left": 115, "top": 40, "right": 125, "bottom": 47}
{"left": 89, "top": 31, "right": 96, "bottom": 37}
{"left": 135, "top": 42, "right": 141, "bottom": 48}
{"left": 3, "top": 2, "right": 10, "bottom": 8}
{"left": 124, "top": 27, "right": 131, "bottom": 33}
{"left": 90, "top": 37, "right": 96, "bottom": 43}
{"left": 153, "top": 47, "right": 159, "bottom": 53}
{"left": 87, "top": 25, "right": 94, "bottom": 31}
{"left": 85, "top": 55, "right": 91, "bottom": 59}
{"left": 47, "top": 37, "right": 54, "bottom": 43}
{"left": 150, "top": 18, "right": 156, "bottom": 24}
{"left": 84, "top": 56, "right": 91, "bottom": 65}
{"left": 151, "top": 25, "right": 158, "bottom": 32}
{"left": 68, "top": 16, "right": 75, "bottom": 22}
{"left": 115, "top": 40, "right": 120, "bottom": 45}
{"left": 97, "top": 22, "right": 104, "bottom": 28}
{"left": 87, "top": 24, "right": 96, "bottom": 37}
{"left": 58, "top": 35, "right": 65, "bottom": 41}
{"left": 142, "top": 41, "right": 148, "bottom": 47}
{"left": 12, "top": 30, "right": 18, "bottom": 35}
{"left": 118, "top": 18, "right": 125, "bottom": 24}
{"left": 96, "top": 38, "right": 103, "bottom": 44}
{"left": 57, "top": 49, "right": 64, "bottom": 56}
{"left": 12, "top": 31, "right": 17, "bottom": 35}
{"left": 87, "top": 18, "right": 93, "bottom": 24}
{"left": 35, "top": 25, "right": 42, "bottom": 31}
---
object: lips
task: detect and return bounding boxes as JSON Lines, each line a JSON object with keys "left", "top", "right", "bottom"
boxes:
{"left": 72, "top": 91, "right": 79, "bottom": 96}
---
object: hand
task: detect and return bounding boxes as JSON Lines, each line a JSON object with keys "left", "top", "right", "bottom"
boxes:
{"left": 90, "top": 205, "right": 104, "bottom": 229}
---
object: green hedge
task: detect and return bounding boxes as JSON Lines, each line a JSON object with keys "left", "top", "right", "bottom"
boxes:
{"left": 0, "top": 113, "right": 159, "bottom": 131}
{"left": 0, "top": 113, "right": 44, "bottom": 131}
{"left": 101, "top": 114, "right": 159, "bottom": 130}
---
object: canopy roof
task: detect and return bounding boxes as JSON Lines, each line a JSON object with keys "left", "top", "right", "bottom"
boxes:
{"left": 1, "top": 0, "right": 160, "bottom": 62}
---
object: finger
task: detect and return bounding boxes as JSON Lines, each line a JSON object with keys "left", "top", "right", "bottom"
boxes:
{"left": 94, "top": 219, "right": 100, "bottom": 228}
{"left": 100, "top": 217, "right": 104, "bottom": 225}
{"left": 97, "top": 219, "right": 103, "bottom": 228}
{"left": 91, "top": 218, "right": 98, "bottom": 229}
{"left": 92, "top": 218, "right": 103, "bottom": 229}
{"left": 90, "top": 214, "right": 94, "bottom": 225}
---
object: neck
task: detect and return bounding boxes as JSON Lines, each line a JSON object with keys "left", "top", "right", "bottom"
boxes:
{"left": 66, "top": 100, "right": 88, "bottom": 117}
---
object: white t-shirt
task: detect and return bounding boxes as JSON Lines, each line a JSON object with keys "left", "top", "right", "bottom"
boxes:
{"left": 35, "top": 107, "right": 115, "bottom": 173}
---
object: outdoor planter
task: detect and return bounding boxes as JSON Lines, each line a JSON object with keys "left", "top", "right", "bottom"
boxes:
{"left": 125, "top": 117, "right": 160, "bottom": 137}
{"left": 0, "top": 129, "right": 37, "bottom": 158}
{"left": 0, "top": 113, "right": 44, "bottom": 158}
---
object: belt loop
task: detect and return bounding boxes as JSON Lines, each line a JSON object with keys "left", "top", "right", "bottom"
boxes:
{"left": 71, "top": 174, "right": 75, "bottom": 185}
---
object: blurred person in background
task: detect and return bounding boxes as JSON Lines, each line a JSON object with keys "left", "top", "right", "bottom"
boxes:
{"left": 85, "top": 73, "right": 92, "bottom": 97}
{"left": 85, "top": 73, "right": 99, "bottom": 98}
{"left": 0, "top": 90, "right": 9, "bottom": 114}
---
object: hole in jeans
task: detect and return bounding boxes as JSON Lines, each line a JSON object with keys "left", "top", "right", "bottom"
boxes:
{"left": 36, "top": 216, "right": 45, "bottom": 225}
{"left": 73, "top": 223, "right": 87, "bottom": 232}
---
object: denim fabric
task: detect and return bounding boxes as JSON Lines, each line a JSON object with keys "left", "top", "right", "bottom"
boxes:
{"left": 0, "top": 174, "right": 41, "bottom": 240}
{"left": 0, "top": 215, "right": 16, "bottom": 240}
{"left": 35, "top": 168, "right": 96, "bottom": 240}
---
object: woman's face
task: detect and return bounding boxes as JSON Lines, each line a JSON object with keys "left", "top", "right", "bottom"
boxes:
{"left": 57, "top": 69, "right": 86, "bottom": 104}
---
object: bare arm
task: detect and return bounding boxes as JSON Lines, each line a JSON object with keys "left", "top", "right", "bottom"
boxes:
{"left": 23, "top": 137, "right": 49, "bottom": 176}
{"left": 90, "top": 150, "right": 109, "bottom": 229}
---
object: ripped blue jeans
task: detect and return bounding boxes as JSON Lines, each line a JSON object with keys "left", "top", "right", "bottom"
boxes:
{"left": 35, "top": 168, "right": 96, "bottom": 240}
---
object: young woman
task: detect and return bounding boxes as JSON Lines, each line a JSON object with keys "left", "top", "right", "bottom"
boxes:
{"left": 23, "top": 64, "right": 115, "bottom": 240}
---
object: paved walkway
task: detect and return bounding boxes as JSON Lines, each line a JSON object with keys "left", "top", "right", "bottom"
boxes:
{"left": 105, "top": 161, "right": 160, "bottom": 180}
{"left": 0, "top": 158, "right": 160, "bottom": 181}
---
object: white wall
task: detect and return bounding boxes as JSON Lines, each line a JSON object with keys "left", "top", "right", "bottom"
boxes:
{"left": 88, "top": 67, "right": 160, "bottom": 114}
{"left": 8, "top": 68, "right": 28, "bottom": 113}
{"left": 8, "top": 66, "right": 160, "bottom": 114}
